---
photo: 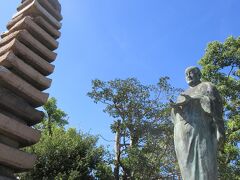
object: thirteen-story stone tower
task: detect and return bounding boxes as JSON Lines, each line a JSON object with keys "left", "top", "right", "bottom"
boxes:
{"left": 0, "top": 0, "right": 62, "bottom": 179}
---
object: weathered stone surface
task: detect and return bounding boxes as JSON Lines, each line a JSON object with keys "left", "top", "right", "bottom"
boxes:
{"left": 0, "top": 109, "right": 26, "bottom": 125}
{"left": 6, "top": 14, "right": 24, "bottom": 31}
{"left": 0, "top": 39, "right": 54, "bottom": 76}
{"left": 4, "top": 16, "right": 58, "bottom": 50}
{"left": 0, "top": 113, "right": 41, "bottom": 147}
{"left": 0, "top": 87, "right": 44, "bottom": 125}
{"left": 0, "top": 142, "right": 36, "bottom": 171}
{"left": 0, "top": 51, "right": 52, "bottom": 90}
{"left": 0, "top": 66, "right": 49, "bottom": 107}
{"left": 18, "top": 0, "right": 32, "bottom": 11}
{"left": 0, "top": 136, "right": 19, "bottom": 148}
{"left": 18, "top": 0, "right": 62, "bottom": 21}
{"left": 0, "top": 30, "right": 56, "bottom": 62}
{"left": 0, "top": 166, "right": 15, "bottom": 179}
{"left": 0, "top": 0, "right": 62, "bottom": 177}
{"left": 18, "top": 0, "right": 34, "bottom": 12}
{"left": 48, "top": 0, "right": 62, "bottom": 12}
{"left": 7, "top": 15, "right": 61, "bottom": 40}
{"left": 38, "top": 0, "right": 62, "bottom": 21}
{"left": 34, "top": 16, "right": 61, "bottom": 39}
{"left": 0, "top": 175, "right": 16, "bottom": 180}
{"left": 21, "top": 0, "right": 62, "bottom": 12}
{"left": 13, "top": 0, "right": 61, "bottom": 30}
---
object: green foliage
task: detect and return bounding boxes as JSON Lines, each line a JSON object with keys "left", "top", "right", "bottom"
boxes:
{"left": 37, "top": 97, "right": 69, "bottom": 136}
{"left": 19, "top": 98, "right": 114, "bottom": 180}
{"left": 199, "top": 36, "right": 240, "bottom": 179}
{"left": 43, "top": 98, "right": 68, "bottom": 127}
{"left": 88, "top": 77, "right": 181, "bottom": 179}
{"left": 19, "top": 127, "right": 113, "bottom": 179}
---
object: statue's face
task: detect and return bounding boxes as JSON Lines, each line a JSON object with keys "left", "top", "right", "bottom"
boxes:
{"left": 185, "top": 68, "right": 201, "bottom": 87}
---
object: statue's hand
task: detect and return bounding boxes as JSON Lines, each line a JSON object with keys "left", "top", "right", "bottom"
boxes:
{"left": 173, "top": 94, "right": 192, "bottom": 106}
{"left": 170, "top": 94, "right": 193, "bottom": 108}
{"left": 169, "top": 99, "right": 178, "bottom": 108}
{"left": 170, "top": 99, "right": 185, "bottom": 108}
{"left": 180, "top": 94, "right": 192, "bottom": 102}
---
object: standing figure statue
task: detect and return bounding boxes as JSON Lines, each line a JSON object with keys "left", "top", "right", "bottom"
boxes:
{"left": 171, "top": 66, "right": 225, "bottom": 180}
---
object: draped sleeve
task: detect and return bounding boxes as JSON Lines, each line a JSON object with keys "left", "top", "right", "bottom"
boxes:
{"left": 200, "top": 82, "right": 225, "bottom": 137}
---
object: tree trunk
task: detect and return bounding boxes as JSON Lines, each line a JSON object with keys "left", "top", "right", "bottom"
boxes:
{"left": 114, "top": 120, "right": 121, "bottom": 180}
{"left": 129, "top": 132, "right": 139, "bottom": 178}
{"left": 47, "top": 117, "right": 52, "bottom": 136}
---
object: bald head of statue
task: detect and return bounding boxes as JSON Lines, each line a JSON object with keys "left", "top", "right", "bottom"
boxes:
{"left": 185, "top": 66, "right": 202, "bottom": 87}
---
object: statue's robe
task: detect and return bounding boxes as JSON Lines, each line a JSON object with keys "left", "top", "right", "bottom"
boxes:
{"left": 171, "top": 82, "right": 224, "bottom": 180}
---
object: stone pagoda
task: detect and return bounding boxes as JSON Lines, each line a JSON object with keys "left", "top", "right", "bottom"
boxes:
{"left": 0, "top": 0, "right": 62, "bottom": 179}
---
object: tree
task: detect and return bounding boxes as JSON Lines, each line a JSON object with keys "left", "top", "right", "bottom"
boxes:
{"left": 19, "top": 98, "right": 114, "bottom": 180}
{"left": 88, "top": 77, "right": 181, "bottom": 179}
{"left": 42, "top": 97, "right": 68, "bottom": 136}
{"left": 199, "top": 36, "right": 240, "bottom": 179}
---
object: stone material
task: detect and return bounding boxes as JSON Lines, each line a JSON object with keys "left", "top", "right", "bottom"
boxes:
{"left": 21, "top": 0, "right": 62, "bottom": 13}
{"left": 13, "top": 0, "right": 62, "bottom": 29}
{"left": 0, "top": 30, "right": 57, "bottom": 62}
{"left": 5, "top": 16, "right": 58, "bottom": 50}
{"left": 18, "top": 0, "right": 33, "bottom": 11}
{"left": 0, "top": 113, "right": 41, "bottom": 147}
{"left": 0, "top": 166, "right": 16, "bottom": 179}
{"left": 171, "top": 66, "right": 225, "bottom": 180}
{"left": 0, "top": 176, "right": 16, "bottom": 180}
{"left": 0, "top": 0, "right": 62, "bottom": 178}
{"left": 0, "top": 51, "right": 52, "bottom": 90}
{"left": 34, "top": 16, "right": 61, "bottom": 39}
{"left": 0, "top": 109, "right": 26, "bottom": 125}
{"left": 0, "top": 39, "right": 55, "bottom": 75}
{"left": 0, "top": 87, "right": 44, "bottom": 125}
{"left": 19, "top": 0, "right": 63, "bottom": 21}
{"left": 0, "top": 142, "right": 36, "bottom": 170}
{"left": 0, "top": 66, "right": 49, "bottom": 107}
{"left": 38, "top": 0, "right": 62, "bottom": 21}
{"left": 0, "top": 136, "right": 19, "bottom": 149}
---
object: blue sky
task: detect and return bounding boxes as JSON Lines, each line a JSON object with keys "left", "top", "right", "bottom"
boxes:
{"left": 1, "top": 0, "right": 240, "bottom": 148}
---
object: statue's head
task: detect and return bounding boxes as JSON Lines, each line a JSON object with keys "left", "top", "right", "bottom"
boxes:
{"left": 185, "top": 66, "right": 202, "bottom": 87}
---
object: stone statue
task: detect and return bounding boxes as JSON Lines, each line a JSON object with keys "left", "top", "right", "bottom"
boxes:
{"left": 170, "top": 66, "right": 225, "bottom": 180}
